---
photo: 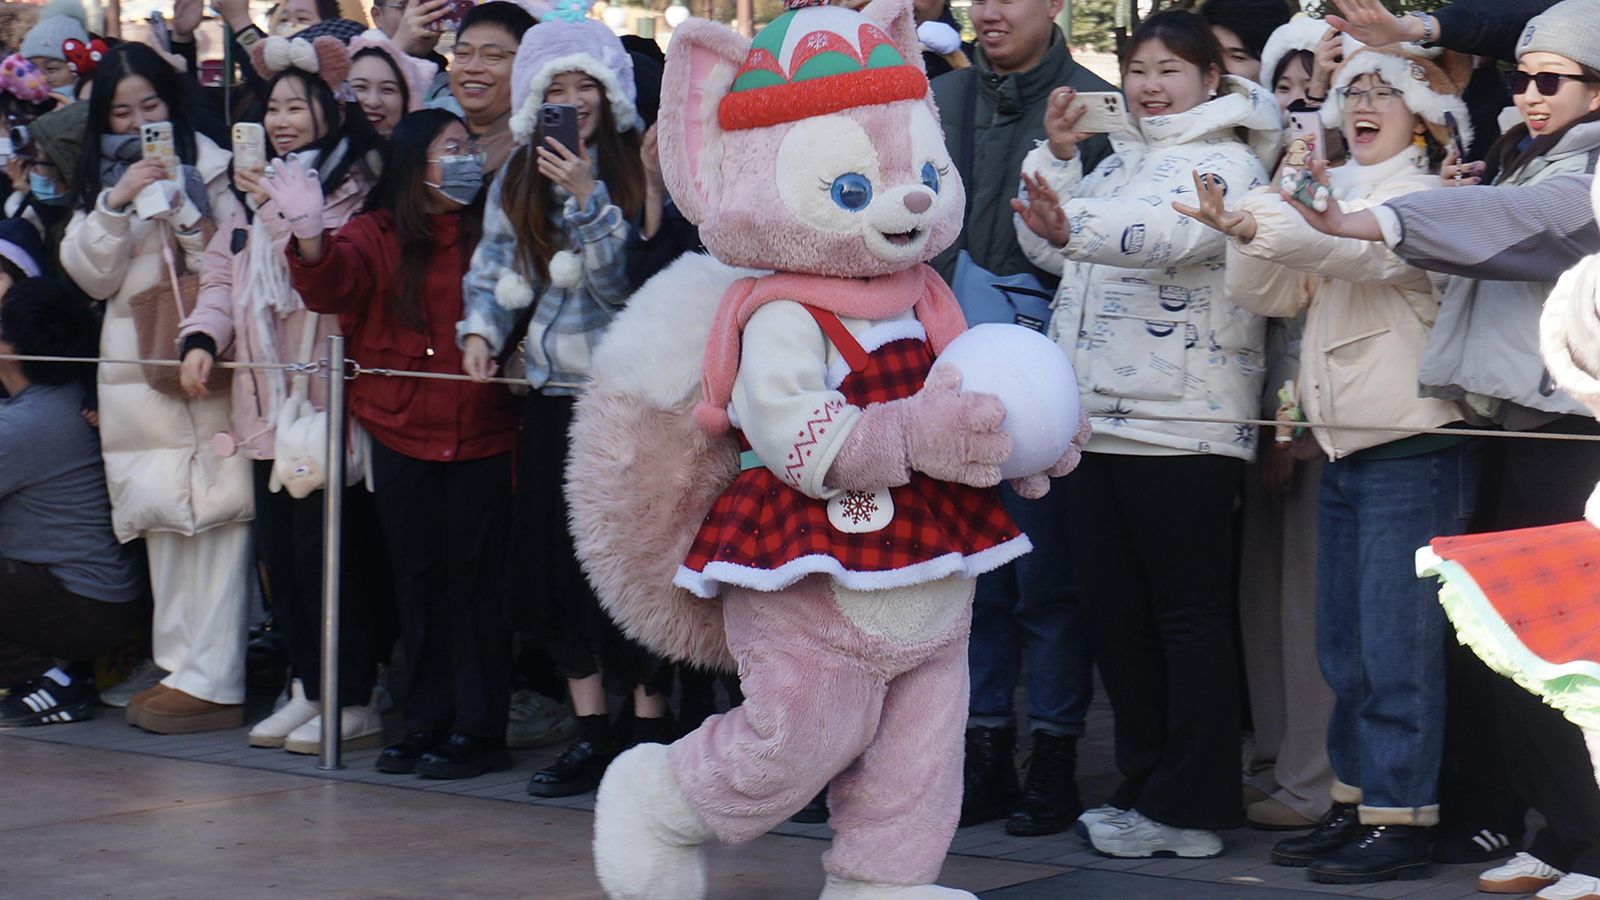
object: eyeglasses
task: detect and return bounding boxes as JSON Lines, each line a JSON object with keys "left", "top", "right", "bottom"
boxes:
{"left": 1337, "top": 86, "right": 1403, "bottom": 111}
{"left": 376, "top": 2, "right": 406, "bottom": 9}
{"left": 1504, "top": 70, "right": 1600, "bottom": 97}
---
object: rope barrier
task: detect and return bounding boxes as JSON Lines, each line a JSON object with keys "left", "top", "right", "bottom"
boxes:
{"left": 4, "top": 351, "right": 1598, "bottom": 441}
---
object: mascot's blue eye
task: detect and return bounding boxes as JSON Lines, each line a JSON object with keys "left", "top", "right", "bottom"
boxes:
{"left": 921, "top": 162, "right": 940, "bottom": 193}
{"left": 829, "top": 173, "right": 874, "bottom": 211}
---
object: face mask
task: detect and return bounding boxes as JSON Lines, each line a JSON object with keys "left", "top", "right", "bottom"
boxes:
{"left": 426, "top": 154, "right": 484, "bottom": 205}
{"left": 29, "top": 170, "right": 64, "bottom": 202}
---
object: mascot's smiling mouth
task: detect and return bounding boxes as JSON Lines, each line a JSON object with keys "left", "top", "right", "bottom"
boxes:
{"left": 882, "top": 227, "right": 923, "bottom": 246}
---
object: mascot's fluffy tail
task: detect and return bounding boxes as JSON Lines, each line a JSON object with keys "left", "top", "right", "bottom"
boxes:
{"left": 565, "top": 253, "right": 763, "bottom": 672}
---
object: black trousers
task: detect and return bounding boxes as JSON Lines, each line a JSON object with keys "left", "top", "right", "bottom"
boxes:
{"left": 1065, "top": 451, "right": 1247, "bottom": 830}
{"left": 370, "top": 440, "right": 514, "bottom": 739}
{"left": 252, "top": 461, "right": 384, "bottom": 708}
{"left": 0, "top": 559, "right": 146, "bottom": 686}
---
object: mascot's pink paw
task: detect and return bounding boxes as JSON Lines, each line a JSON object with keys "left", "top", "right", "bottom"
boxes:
{"left": 594, "top": 743, "right": 713, "bottom": 900}
{"left": 818, "top": 875, "right": 977, "bottom": 899}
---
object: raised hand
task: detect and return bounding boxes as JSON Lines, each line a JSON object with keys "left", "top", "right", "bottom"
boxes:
{"left": 1012, "top": 171, "right": 1070, "bottom": 248}
{"left": 259, "top": 156, "right": 325, "bottom": 240}
{"left": 1172, "top": 169, "right": 1256, "bottom": 242}
{"left": 1310, "top": 27, "right": 1343, "bottom": 100}
{"left": 395, "top": 0, "right": 449, "bottom": 56}
{"left": 1325, "top": 0, "right": 1425, "bottom": 47}
{"left": 1043, "top": 87, "right": 1092, "bottom": 161}
{"left": 173, "top": 0, "right": 203, "bottom": 38}
{"left": 537, "top": 135, "right": 596, "bottom": 207}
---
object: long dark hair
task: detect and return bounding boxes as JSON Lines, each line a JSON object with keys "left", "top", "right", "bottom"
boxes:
{"left": 362, "top": 109, "right": 481, "bottom": 331}
{"left": 260, "top": 68, "right": 384, "bottom": 192}
{"left": 351, "top": 47, "right": 411, "bottom": 115}
{"left": 74, "top": 42, "right": 199, "bottom": 212}
{"left": 500, "top": 91, "right": 643, "bottom": 284}
{"left": 1483, "top": 64, "right": 1600, "bottom": 185}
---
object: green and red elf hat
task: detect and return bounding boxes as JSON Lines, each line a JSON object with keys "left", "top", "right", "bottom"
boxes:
{"left": 718, "top": 0, "right": 927, "bottom": 132}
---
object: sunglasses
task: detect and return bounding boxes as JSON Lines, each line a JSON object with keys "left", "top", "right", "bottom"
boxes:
{"left": 1504, "top": 70, "right": 1600, "bottom": 97}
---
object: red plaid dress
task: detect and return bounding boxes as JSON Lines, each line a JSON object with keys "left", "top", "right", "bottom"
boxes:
{"left": 1428, "top": 523, "right": 1600, "bottom": 669}
{"left": 676, "top": 313, "right": 1027, "bottom": 599}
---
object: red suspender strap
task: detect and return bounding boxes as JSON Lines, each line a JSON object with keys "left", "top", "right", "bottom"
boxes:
{"left": 802, "top": 305, "right": 871, "bottom": 374}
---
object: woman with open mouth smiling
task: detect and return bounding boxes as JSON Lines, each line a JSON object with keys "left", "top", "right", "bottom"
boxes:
{"left": 1178, "top": 39, "right": 1478, "bottom": 886}
{"left": 1012, "top": 9, "right": 1281, "bottom": 863}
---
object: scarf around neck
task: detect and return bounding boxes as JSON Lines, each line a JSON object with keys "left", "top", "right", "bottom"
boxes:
{"left": 99, "top": 131, "right": 212, "bottom": 219}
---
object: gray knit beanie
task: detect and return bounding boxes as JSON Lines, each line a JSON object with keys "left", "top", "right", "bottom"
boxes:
{"left": 19, "top": 0, "right": 90, "bottom": 63}
{"left": 1517, "top": 0, "right": 1600, "bottom": 72}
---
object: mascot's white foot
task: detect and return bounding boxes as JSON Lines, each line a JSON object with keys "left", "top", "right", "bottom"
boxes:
{"left": 819, "top": 875, "right": 978, "bottom": 899}
{"left": 593, "top": 743, "right": 712, "bottom": 900}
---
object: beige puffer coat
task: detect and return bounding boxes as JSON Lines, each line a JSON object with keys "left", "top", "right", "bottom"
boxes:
{"left": 60, "top": 135, "right": 253, "bottom": 542}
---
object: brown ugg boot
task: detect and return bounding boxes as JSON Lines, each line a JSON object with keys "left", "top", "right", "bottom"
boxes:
{"left": 124, "top": 682, "right": 173, "bottom": 728}
{"left": 133, "top": 688, "right": 243, "bottom": 734}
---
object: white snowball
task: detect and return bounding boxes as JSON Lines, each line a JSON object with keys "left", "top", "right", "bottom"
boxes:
{"left": 933, "top": 324, "right": 1080, "bottom": 480}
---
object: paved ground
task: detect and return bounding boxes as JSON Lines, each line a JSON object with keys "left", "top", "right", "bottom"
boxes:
{"left": 0, "top": 688, "right": 1513, "bottom": 900}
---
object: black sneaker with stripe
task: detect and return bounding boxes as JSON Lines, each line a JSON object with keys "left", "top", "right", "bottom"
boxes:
{"left": 0, "top": 675, "right": 94, "bottom": 727}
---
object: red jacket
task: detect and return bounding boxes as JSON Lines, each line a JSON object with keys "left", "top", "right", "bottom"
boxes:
{"left": 287, "top": 211, "right": 519, "bottom": 463}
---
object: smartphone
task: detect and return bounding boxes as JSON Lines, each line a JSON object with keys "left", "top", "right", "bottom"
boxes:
{"left": 1443, "top": 110, "right": 1467, "bottom": 161}
{"left": 141, "top": 121, "right": 178, "bottom": 180}
{"left": 1070, "top": 92, "right": 1129, "bottom": 134}
{"left": 1281, "top": 110, "right": 1325, "bottom": 172}
{"left": 536, "top": 103, "right": 581, "bottom": 155}
{"left": 429, "top": 0, "right": 476, "bottom": 33}
{"left": 232, "top": 122, "right": 266, "bottom": 171}
{"left": 148, "top": 10, "right": 171, "bottom": 53}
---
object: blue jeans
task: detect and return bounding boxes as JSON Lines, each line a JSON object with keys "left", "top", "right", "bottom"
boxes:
{"left": 968, "top": 481, "right": 1091, "bottom": 736}
{"left": 1316, "top": 442, "right": 1477, "bottom": 822}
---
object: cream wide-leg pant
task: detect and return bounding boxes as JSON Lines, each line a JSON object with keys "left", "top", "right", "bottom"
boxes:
{"left": 144, "top": 521, "right": 253, "bottom": 705}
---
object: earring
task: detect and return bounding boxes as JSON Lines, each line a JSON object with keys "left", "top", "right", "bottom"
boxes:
{"left": 1413, "top": 129, "right": 1428, "bottom": 168}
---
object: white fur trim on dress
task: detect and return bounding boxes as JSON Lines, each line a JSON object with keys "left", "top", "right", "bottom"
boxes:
{"left": 824, "top": 318, "right": 927, "bottom": 390}
{"left": 508, "top": 52, "right": 640, "bottom": 145}
{"left": 495, "top": 268, "right": 535, "bottom": 310}
{"left": 673, "top": 533, "right": 1033, "bottom": 599}
{"left": 1321, "top": 50, "right": 1474, "bottom": 151}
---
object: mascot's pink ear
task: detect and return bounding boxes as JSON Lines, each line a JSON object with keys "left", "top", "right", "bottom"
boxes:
{"left": 861, "top": 0, "right": 922, "bottom": 74}
{"left": 658, "top": 19, "right": 749, "bottom": 226}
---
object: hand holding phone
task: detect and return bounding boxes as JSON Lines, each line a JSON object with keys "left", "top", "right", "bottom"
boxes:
{"left": 536, "top": 103, "right": 581, "bottom": 156}
{"left": 232, "top": 122, "right": 266, "bottom": 171}
{"left": 429, "top": 0, "right": 475, "bottom": 33}
{"left": 141, "top": 122, "right": 179, "bottom": 181}
{"left": 1281, "top": 110, "right": 1325, "bottom": 174}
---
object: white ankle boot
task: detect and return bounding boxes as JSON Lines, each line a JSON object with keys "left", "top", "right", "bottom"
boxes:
{"left": 248, "top": 679, "right": 318, "bottom": 748}
{"left": 593, "top": 743, "right": 713, "bottom": 900}
{"left": 283, "top": 695, "right": 384, "bottom": 755}
{"left": 818, "top": 877, "right": 976, "bottom": 899}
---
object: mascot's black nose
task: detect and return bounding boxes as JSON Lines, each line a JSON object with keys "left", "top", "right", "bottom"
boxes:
{"left": 904, "top": 191, "right": 932, "bottom": 214}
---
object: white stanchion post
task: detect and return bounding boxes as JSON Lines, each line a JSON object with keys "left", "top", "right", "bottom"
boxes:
{"left": 318, "top": 335, "right": 347, "bottom": 770}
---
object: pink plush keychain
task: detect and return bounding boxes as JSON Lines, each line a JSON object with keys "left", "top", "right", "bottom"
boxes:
{"left": 566, "top": 1, "right": 1089, "bottom": 897}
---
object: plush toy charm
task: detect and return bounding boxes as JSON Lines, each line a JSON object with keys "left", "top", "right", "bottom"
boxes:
{"left": 60, "top": 37, "right": 107, "bottom": 77}
{"left": 568, "top": 0, "right": 1089, "bottom": 897}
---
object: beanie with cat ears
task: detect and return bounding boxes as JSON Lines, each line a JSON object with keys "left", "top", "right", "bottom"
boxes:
{"left": 1322, "top": 44, "right": 1474, "bottom": 151}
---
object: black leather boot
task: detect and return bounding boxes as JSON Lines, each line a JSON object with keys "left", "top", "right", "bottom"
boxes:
{"left": 1271, "top": 802, "right": 1362, "bottom": 867}
{"left": 1006, "top": 731, "right": 1083, "bottom": 836}
{"left": 959, "top": 726, "right": 1020, "bottom": 827}
{"left": 527, "top": 714, "right": 615, "bottom": 797}
{"left": 1308, "top": 824, "right": 1432, "bottom": 884}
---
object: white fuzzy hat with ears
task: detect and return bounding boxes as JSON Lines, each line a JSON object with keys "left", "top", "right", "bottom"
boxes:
{"left": 1258, "top": 16, "right": 1332, "bottom": 93}
{"left": 1321, "top": 44, "right": 1475, "bottom": 152}
{"left": 506, "top": 0, "right": 638, "bottom": 146}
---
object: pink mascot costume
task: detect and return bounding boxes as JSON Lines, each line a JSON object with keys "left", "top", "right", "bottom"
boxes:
{"left": 567, "top": 0, "right": 1088, "bottom": 897}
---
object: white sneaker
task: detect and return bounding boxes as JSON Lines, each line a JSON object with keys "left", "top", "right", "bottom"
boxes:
{"left": 1087, "top": 810, "right": 1223, "bottom": 859}
{"left": 1480, "top": 852, "right": 1563, "bottom": 894}
{"left": 283, "top": 698, "right": 384, "bottom": 755}
{"left": 99, "top": 660, "right": 169, "bottom": 708}
{"left": 247, "top": 679, "right": 319, "bottom": 748}
{"left": 1538, "top": 873, "right": 1600, "bottom": 900}
{"left": 1073, "top": 804, "right": 1127, "bottom": 841}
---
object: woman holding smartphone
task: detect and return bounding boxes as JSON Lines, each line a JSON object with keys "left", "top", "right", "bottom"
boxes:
{"left": 177, "top": 21, "right": 386, "bottom": 756}
{"left": 1010, "top": 10, "right": 1279, "bottom": 859}
{"left": 266, "top": 107, "right": 521, "bottom": 780}
{"left": 456, "top": 7, "right": 656, "bottom": 799}
{"left": 1179, "top": 43, "right": 1476, "bottom": 884}
{"left": 59, "top": 42, "right": 252, "bottom": 735}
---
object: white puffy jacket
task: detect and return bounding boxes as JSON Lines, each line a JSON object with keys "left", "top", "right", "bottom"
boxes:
{"left": 1019, "top": 76, "right": 1280, "bottom": 460}
{"left": 61, "top": 135, "right": 253, "bottom": 541}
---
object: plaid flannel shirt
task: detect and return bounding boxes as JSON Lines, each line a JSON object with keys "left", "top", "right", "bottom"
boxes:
{"left": 457, "top": 171, "right": 633, "bottom": 396}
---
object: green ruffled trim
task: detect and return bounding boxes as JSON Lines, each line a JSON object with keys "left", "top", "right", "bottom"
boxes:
{"left": 1418, "top": 547, "right": 1600, "bottom": 731}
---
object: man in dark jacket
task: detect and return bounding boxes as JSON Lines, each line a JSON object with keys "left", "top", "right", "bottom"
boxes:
{"left": 929, "top": 0, "right": 1114, "bottom": 840}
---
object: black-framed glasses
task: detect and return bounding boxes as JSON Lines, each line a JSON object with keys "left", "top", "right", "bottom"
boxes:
{"left": 1504, "top": 70, "right": 1600, "bottom": 97}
